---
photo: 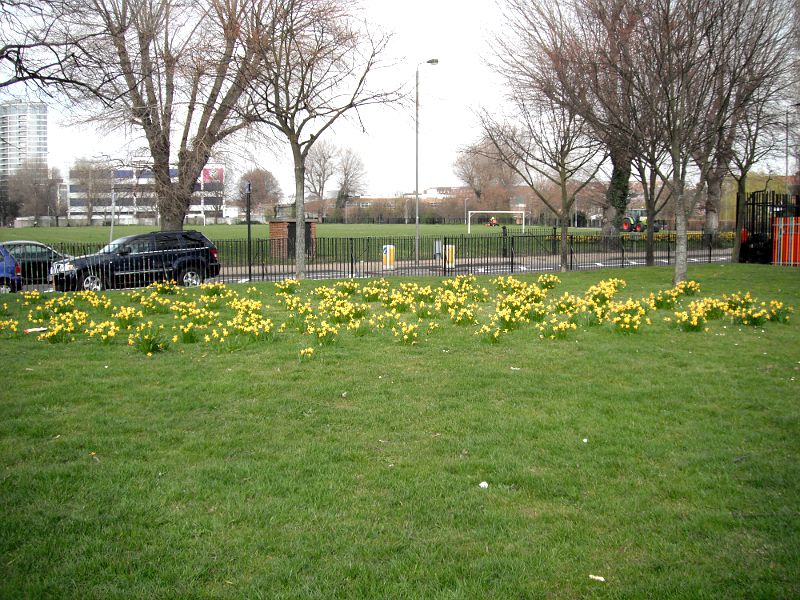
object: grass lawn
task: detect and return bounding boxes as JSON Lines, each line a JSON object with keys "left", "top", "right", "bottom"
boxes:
{"left": 0, "top": 222, "right": 575, "bottom": 245}
{"left": 0, "top": 264, "right": 798, "bottom": 598}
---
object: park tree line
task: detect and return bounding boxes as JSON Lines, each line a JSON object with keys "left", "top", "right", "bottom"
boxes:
{"left": 454, "top": 0, "right": 794, "bottom": 281}
{"left": 3, "top": 0, "right": 797, "bottom": 281}
{"left": 2, "top": 0, "right": 398, "bottom": 277}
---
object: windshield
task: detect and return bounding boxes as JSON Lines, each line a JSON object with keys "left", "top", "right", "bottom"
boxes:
{"left": 98, "top": 236, "right": 135, "bottom": 254}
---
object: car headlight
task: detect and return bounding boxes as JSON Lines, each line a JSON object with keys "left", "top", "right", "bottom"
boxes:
{"left": 51, "top": 262, "right": 76, "bottom": 274}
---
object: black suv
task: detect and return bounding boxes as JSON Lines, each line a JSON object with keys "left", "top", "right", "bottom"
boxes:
{"left": 50, "top": 231, "right": 221, "bottom": 292}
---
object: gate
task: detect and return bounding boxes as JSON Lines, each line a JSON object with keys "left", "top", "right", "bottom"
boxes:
{"left": 741, "top": 190, "right": 800, "bottom": 264}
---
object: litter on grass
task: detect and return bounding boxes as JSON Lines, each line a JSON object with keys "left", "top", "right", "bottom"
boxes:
{"left": 589, "top": 575, "right": 606, "bottom": 582}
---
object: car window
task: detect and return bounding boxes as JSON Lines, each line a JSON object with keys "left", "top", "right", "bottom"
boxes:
{"left": 182, "top": 234, "right": 205, "bottom": 249}
{"left": 155, "top": 234, "right": 180, "bottom": 250}
{"left": 124, "top": 237, "right": 154, "bottom": 254}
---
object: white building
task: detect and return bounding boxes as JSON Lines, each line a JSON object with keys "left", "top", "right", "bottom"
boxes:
{"left": 0, "top": 101, "right": 48, "bottom": 223}
{"left": 65, "top": 164, "right": 233, "bottom": 225}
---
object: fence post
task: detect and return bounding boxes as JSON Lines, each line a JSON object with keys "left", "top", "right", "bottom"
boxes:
{"left": 708, "top": 233, "right": 713, "bottom": 263}
{"left": 443, "top": 236, "right": 448, "bottom": 276}
{"left": 510, "top": 236, "right": 515, "bottom": 274}
{"left": 667, "top": 235, "right": 671, "bottom": 264}
{"left": 349, "top": 238, "right": 355, "bottom": 278}
{"left": 620, "top": 236, "right": 625, "bottom": 268}
{"left": 569, "top": 235, "right": 574, "bottom": 271}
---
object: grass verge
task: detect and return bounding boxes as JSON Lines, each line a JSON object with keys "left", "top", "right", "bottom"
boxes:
{"left": 0, "top": 264, "right": 798, "bottom": 598}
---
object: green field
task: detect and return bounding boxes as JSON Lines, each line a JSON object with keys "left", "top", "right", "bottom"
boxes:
{"left": 1, "top": 265, "right": 798, "bottom": 598}
{"left": 0, "top": 223, "right": 577, "bottom": 245}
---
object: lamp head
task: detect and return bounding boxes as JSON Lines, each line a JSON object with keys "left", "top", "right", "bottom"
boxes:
{"left": 427, "top": 58, "right": 439, "bottom": 65}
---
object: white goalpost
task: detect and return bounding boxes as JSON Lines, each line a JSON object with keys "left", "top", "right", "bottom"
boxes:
{"left": 467, "top": 210, "right": 526, "bottom": 234}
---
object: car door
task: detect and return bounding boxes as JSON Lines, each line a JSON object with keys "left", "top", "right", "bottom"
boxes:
{"left": 5, "top": 243, "right": 45, "bottom": 285}
{"left": 113, "top": 235, "right": 155, "bottom": 288}
{"left": 154, "top": 233, "right": 181, "bottom": 282}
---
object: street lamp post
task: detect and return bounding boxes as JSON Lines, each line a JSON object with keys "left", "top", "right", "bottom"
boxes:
{"left": 415, "top": 58, "right": 438, "bottom": 263}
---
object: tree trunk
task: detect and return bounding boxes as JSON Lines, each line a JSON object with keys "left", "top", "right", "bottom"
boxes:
{"left": 673, "top": 183, "right": 688, "bottom": 284}
{"left": 704, "top": 169, "right": 723, "bottom": 234}
{"left": 603, "top": 148, "right": 632, "bottom": 233}
{"left": 731, "top": 172, "right": 748, "bottom": 263}
{"left": 291, "top": 140, "right": 306, "bottom": 278}
{"left": 645, "top": 204, "right": 656, "bottom": 266}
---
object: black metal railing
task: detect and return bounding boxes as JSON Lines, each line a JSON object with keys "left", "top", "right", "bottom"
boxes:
{"left": 5, "top": 232, "right": 734, "bottom": 291}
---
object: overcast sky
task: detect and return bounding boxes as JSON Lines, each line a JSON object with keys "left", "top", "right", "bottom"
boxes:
{"left": 45, "top": 0, "right": 507, "bottom": 200}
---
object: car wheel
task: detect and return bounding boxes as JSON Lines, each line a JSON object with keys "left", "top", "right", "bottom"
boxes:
{"left": 0, "top": 279, "right": 14, "bottom": 294}
{"left": 80, "top": 273, "right": 104, "bottom": 292}
{"left": 178, "top": 267, "right": 203, "bottom": 287}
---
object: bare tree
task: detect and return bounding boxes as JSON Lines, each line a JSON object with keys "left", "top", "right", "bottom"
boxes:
{"left": 238, "top": 168, "right": 283, "bottom": 220}
{"left": 336, "top": 147, "right": 366, "bottom": 208}
{"left": 496, "top": 0, "right": 640, "bottom": 233}
{"left": 516, "top": 0, "right": 792, "bottom": 282}
{"left": 55, "top": 0, "right": 268, "bottom": 230}
{"left": 689, "top": 0, "right": 792, "bottom": 234}
{"left": 481, "top": 96, "right": 606, "bottom": 271}
{"left": 70, "top": 158, "right": 114, "bottom": 224}
{"left": 8, "top": 161, "right": 59, "bottom": 221}
{"left": 248, "top": 0, "right": 401, "bottom": 277}
{"left": 305, "top": 139, "right": 339, "bottom": 201}
{"left": 729, "top": 91, "right": 785, "bottom": 261}
{"left": 0, "top": 0, "right": 109, "bottom": 93}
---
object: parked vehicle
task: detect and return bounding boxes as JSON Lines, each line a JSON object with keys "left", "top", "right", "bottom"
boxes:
{"left": 0, "top": 244, "right": 23, "bottom": 293}
{"left": 622, "top": 209, "right": 661, "bottom": 233}
{"left": 50, "top": 230, "right": 221, "bottom": 292}
{"left": 1, "top": 240, "right": 69, "bottom": 285}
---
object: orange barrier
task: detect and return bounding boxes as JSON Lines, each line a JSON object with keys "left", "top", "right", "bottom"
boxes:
{"left": 772, "top": 217, "right": 800, "bottom": 266}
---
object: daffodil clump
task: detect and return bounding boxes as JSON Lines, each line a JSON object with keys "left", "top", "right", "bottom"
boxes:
{"left": 27, "top": 294, "right": 77, "bottom": 324}
{"left": 767, "top": 300, "right": 793, "bottom": 323}
{"left": 133, "top": 291, "right": 173, "bottom": 314}
{"left": 319, "top": 296, "right": 369, "bottom": 324}
{"left": 20, "top": 290, "right": 42, "bottom": 305}
{"left": 127, "top": 321, "right": 169, "bottom": 355}
{"left": 304, "top": 318, "right": 339, "bottom": 345}
{"left": 536, "top": 315, "right": 577, "bottom": 340}
{"left": 729, "top": 303, "right": 771, "bottom": 327}
{"left": 298, "top": 346, "right": 315, "bottom": 360}
{"left": 332, "top": 279, "right": 360, "bottom": 296}
{"left": 0, "top": 318, "right": 20, "bottom": 336}
{"left": 275, "top": 278, "right": 300, "bottom": 294}
{"left": 648, "top": 287, "right": 683, "bottom": 309}
{"left": 147, "top": 280, "right": 180, "bottom": 295}
{"left": 537, "top": 273, "right": 561, "bottom": 290}
{"left": 673, "top": 308, "right": 706, "bottom": 332}
{"left": 1, "top": 274, "right": 794, "bottom": 357}
{"left": 584, "top": 278, "right": 626, "bottom": 309}
{"left": 112, "top": 306, "right": 144, "bottom": 329}
{"left": 383, "top": 289, "right": 417, "bottom": 313}
{"left": 170, "top": 299, "right": 219, "bottom": 325}
{"left": 606, "top": 299, "right": 649, "bottom": 334}
{"left": 675, "top": 280, "right": 701, "bottom": 296}
{"left": 199, "top": 281, "right": 228, "bottom": 297}
{"left": 85, "top": 320, "right": 120, "bottom": 344}
{"left": 226, "top": 310, "right": 275, "bottom": 341}
{"left": 76, "top": 290, "right": 113, "bottom": 311}
{"left": 175, "top": 321, "right": 204, "bottom": 344}
{"left": 392, "top": 320, "right": 419, "bottom": 344}
{"left": 361, "top": 279, "right": 390, "bottom": 302}
{"left": 38, "top": 309, "right": 89, "bottom": 343}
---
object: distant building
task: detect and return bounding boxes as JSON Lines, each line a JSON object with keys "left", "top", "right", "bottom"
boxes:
{"left": 65, "top": 163, "right": 233, "bottom": 225}
{"left": 0, "top": 101, "right": 48, "bottom": 223}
